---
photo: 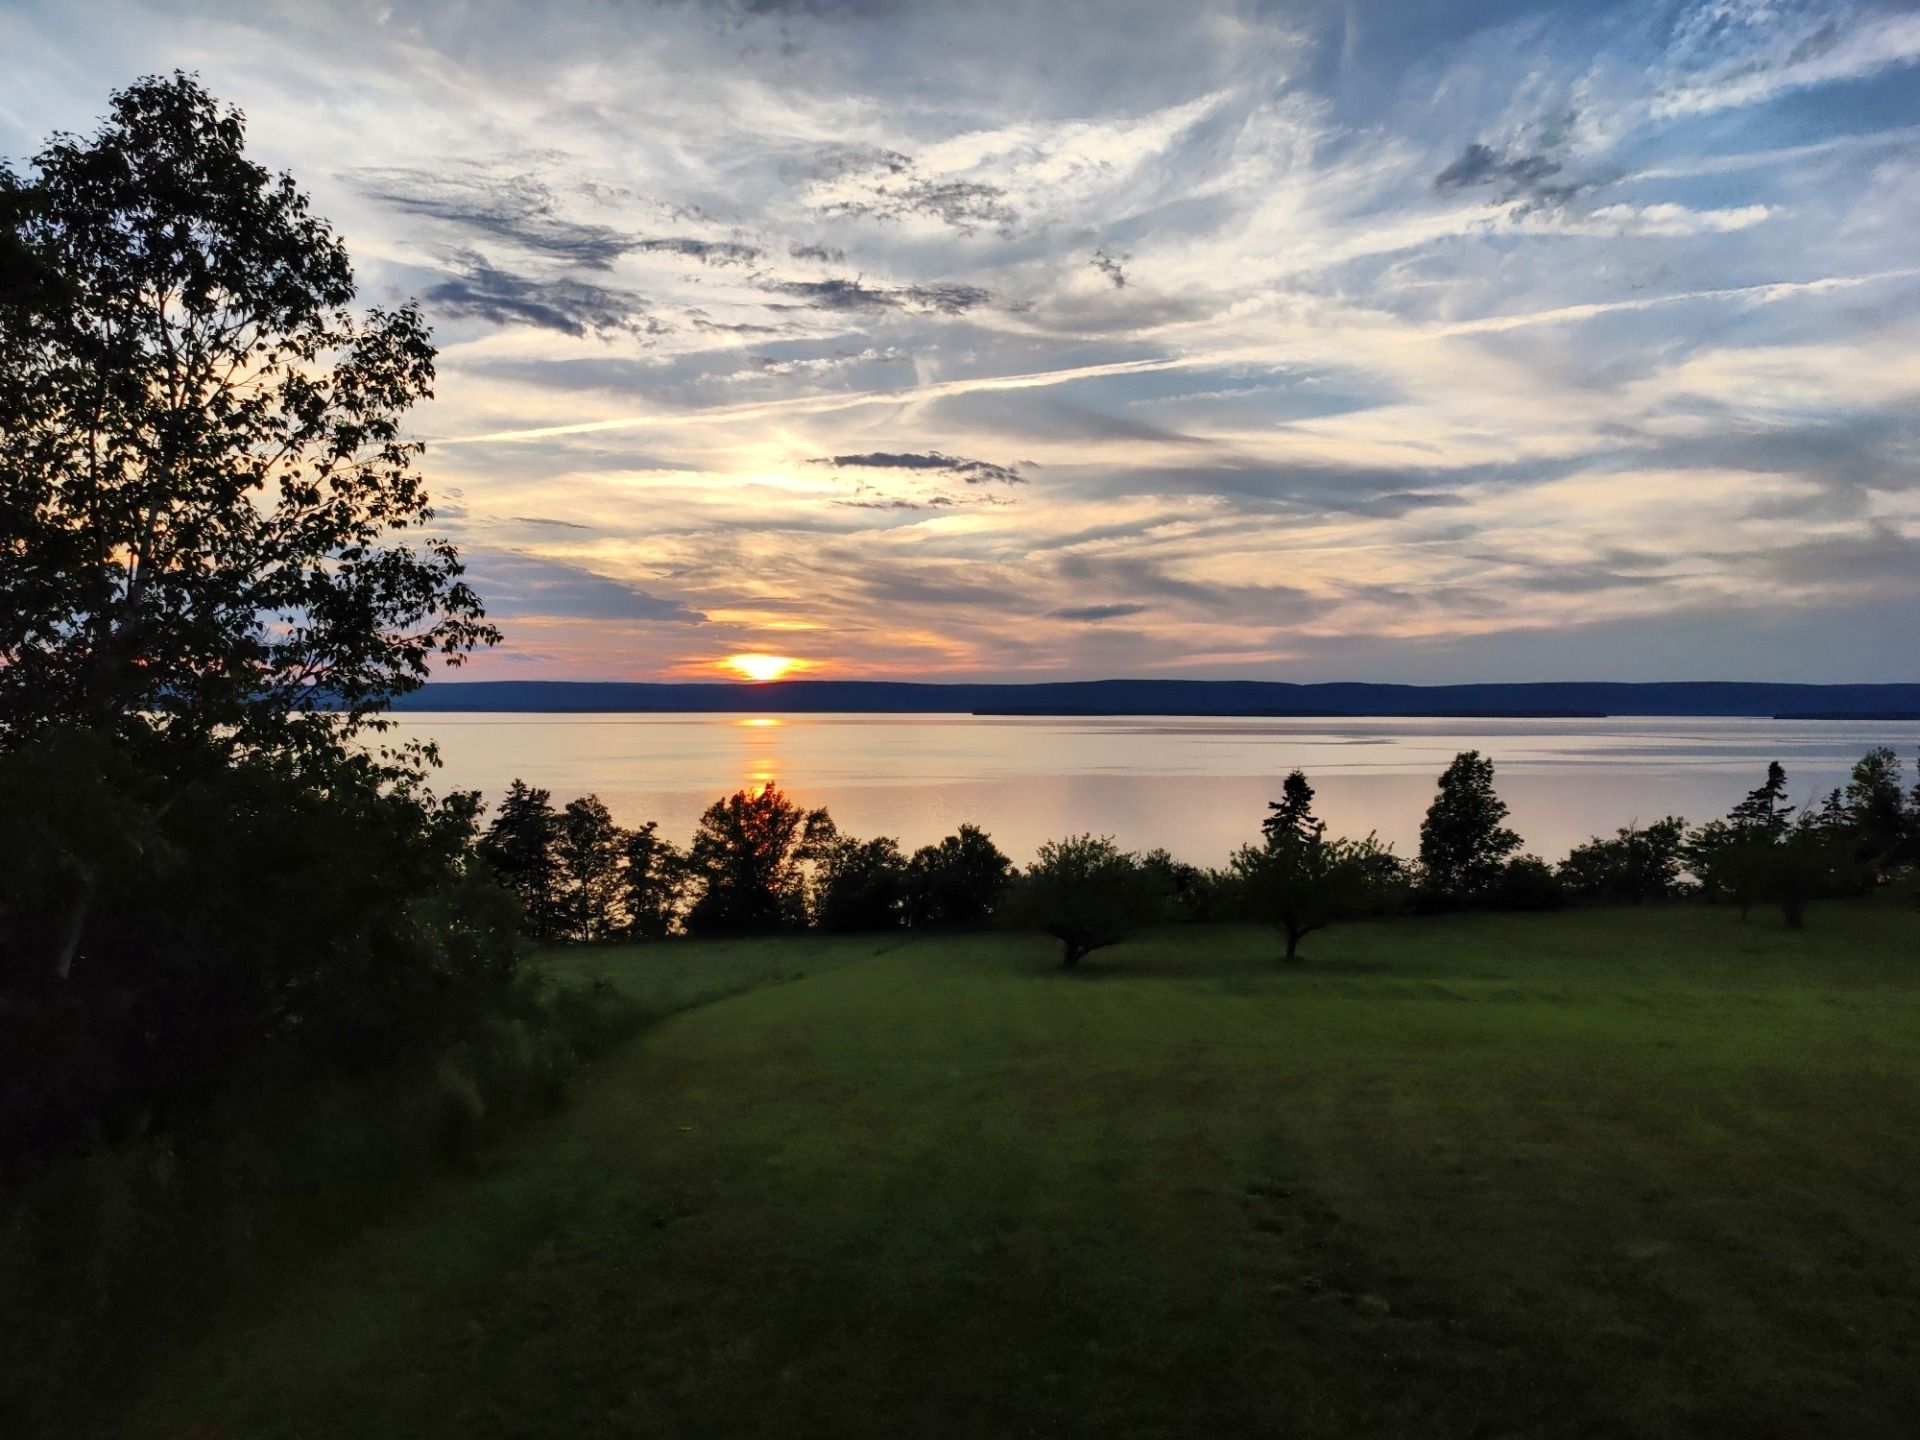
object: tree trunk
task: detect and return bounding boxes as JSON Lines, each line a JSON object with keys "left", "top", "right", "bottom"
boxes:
{"left": 1282, "top": 925, "right": 1303, "bottom": 962}
{"left": 1061, "top": 941, "right": 1085, "bottom": 968}
{"left": 54, "top": 873, "right": 97, "bottom": 980}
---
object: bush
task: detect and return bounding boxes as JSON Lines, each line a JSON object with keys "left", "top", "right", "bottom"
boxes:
{"left": 1492, "top": 855, "right": 1569, "bottom": 911}
{"left": 1557, "top": 818, "right": 1689, "bottom": 904}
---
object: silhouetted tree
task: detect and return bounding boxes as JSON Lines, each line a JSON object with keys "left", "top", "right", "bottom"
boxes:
{"left": 1231, "top": 829, "right": 1404, "bottom": 960}
{"left": 1011, "top": 835, "right": 1160, "bottom": 968}
{"left": 557, "top": 795, "right": 628, "bottom": 942}
{"left": 1261, "top": 770, "right": 1319, "bottom": 845}
{"left": 0, "top": 74, "right": 493, "bottom": 764}
{"left": 1492, "top": 855, "right": 1569, "bottom": 910}
{"left": 903, "top": 824, "right": 1015, "bottom": 927}
{"left": 684, "top": 784, "right": 828, "bottom": 935}
{"left": 813, "top": 834, "right": 910, "bottom": 932}
{"left": 1558, "top": 817, "right": 1689, "bottom": 904}
{"left": 1728, "top": 761, "right": 1795, "bottom": 838}
{"left": 1764, "top": 821, "right": 1845, "bottom": 929}
{"left": 0, "top": 74, "right": 496, "bottom": 980}
{"left": 1417, "top": 751, "right": 1522, "bottom": 903}
{"left": 1140, "top": 848, "right": 1225, "bottom": 922}
{"left": 1843, "top": 747, "right": 1908, "bottom": 874}
{"left": 621, "top": 821, "right": 687, "bottom": 941}
{"left": 481, "top": 781, "right": 562, "bottom": 940}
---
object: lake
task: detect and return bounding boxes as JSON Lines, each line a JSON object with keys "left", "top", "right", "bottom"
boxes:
{"left": 382, "top": 713, "right": 1920, "bottom": 867}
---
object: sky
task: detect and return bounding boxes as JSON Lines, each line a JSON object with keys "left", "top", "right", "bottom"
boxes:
{"left": 5, "top": 0, "right": 1920, "bottom": 684}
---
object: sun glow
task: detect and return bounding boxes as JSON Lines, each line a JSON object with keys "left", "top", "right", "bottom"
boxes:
{"left": 723, "top": 653, "right": 804, "bottom": 682}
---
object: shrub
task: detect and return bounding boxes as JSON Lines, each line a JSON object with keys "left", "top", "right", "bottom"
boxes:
{"left": 1492, "top": 855, "right": 1569, "bottom": 911}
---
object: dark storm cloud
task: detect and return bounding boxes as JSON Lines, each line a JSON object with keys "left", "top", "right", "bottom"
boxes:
{"left": 822, "top": 178, "right": 1019, "bottom": 235}
{"left": 1091, "top": 248, "right": 1129, "bottom": 288}
{"left": 1741, "top": 522, "right": 1920, "bottom": 591}
{"left": 632, "top": 237, "right": 764, "bottom": 265}
{"left": 1050, "top": 602, "right": 1151, "bottom": 621}
{"left": 764, "top": 277, "right": 995, "bottom": 313}
{"left": 1054, "top": 554, "right": 1328, "bottom": 620}
{"left": 350, "top": 166, "right": 638, "bottom": 266}
{"left": 1433, "top": 113, "right": 1591, "bottom": 208}
{"left": 424, "top": 253, "right": 664, "bottom": 337}
{"left": 459, "top": 549, "right": 706, "bottom": 623}
{"left": 815, "top": 450, "right": 1025, "bottom": 486}
{"left": 785, "top": 143, "right": 913, "bottom": 183}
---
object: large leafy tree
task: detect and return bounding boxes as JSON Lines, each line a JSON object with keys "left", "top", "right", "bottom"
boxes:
{"left": 0, "top": 73, "right": 494, "bottom": 765}
{"left": 479, "top": 780, "right": 563, "bottom": 941}
{"left": 904, "top": 824, "right": 1014, "bottom": 927}
{"left": 684, "top": 784, "right": 831, "bottom": 935}
{"left": 557, "top": 794, "right": 628, "bottom": 942}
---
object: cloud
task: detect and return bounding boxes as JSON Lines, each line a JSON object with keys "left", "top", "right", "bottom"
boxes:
{"left": 1654, "top": 5, "right": 1920, "bottom": 118}
{"left": 1050, "top": 603, "right": 1150, "bottom": 621}
{"left": 764, "top": 277, "right": 995, "bottom": 313}
{"left": 1433, "top": 140, "right": 1584, "bottom": 209}
{"left": 349, "top": 165, "right": 637, "bottom": 266}
{"left": 814, "top": 450, "right": 1025, "bottom": 486}
{"left": 1091, "top": 248, "right": 1128, "bottom": 288}
{"left": 633, "top": 237, "right": 763, "bottom": 265}
{"left": 424, "top": 252, "right": 663, "bottom": 337}
{"left": 458, "top": 549, "right": 705, "bottom": 623}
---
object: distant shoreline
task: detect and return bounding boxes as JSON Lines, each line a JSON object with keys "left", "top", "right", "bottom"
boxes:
{"left": 373, "top": 679, "right": 1920, "bottom": 720}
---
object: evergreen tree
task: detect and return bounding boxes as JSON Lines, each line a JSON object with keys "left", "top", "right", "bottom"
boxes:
{"left": 480, "top": 780, "right": 562, "bottom": 940}
{"left": 1728, "top": 761, "right": 1794, "bottom": 838}
{"left": 1843, "top": 748, "right": 1907, "bottom": 872}
{"left": 1417, "top": 751, "right": 1522, "bottom": 902}
{"left": 1261, "top": 770, "right": 1320, "bottom": 845}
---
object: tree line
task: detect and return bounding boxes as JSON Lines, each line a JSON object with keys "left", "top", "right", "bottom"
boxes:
{"left": 474, "top": 745, "right": 1920, "bottom": 966}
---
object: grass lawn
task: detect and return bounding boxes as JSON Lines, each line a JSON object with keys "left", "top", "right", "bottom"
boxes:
{"left": 132, "top": 902, "right": 1920, "bottom": 1439}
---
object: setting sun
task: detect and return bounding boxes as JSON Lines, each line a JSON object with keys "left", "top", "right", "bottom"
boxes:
{"left": 723, "top": 653, "right": 803, "bottom": 683}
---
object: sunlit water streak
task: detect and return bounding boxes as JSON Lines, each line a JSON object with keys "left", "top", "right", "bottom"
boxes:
{"left": 379, "top": 713, "right": 1920, "bottom": 866}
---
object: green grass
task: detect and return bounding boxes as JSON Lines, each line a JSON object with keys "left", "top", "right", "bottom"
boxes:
{"left": 134, "top": 902, "right": 1920, "bottom": 1439}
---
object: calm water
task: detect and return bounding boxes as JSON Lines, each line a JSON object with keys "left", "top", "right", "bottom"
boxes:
{"left": 383, "top": 713, "right": 1920, "bottom": 867}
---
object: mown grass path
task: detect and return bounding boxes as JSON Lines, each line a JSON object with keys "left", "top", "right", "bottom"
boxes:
{"left": 136, "top": 905, "right": 1920, "bottom": 1439}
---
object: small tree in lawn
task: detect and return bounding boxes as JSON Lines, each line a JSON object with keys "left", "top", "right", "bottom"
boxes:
{"left": 1232, "top": 817, "right": 1403, "bottom": 961}
{"left": 557, "top": 794, "right": 628, "bottom": 942}
{"left": 480, "top": 780, "right": 563, "bottom": 941}
{"left": 1012, "top": 834, "right": 1159, "bottom": 969}
{"left": 621, "top": 821, "right": 687, "bottom": 940}
{"left": 1417, "top": 751, "right": 1522, "bottom": 904}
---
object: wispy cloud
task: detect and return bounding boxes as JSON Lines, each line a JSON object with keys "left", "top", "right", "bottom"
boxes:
{"left": 13, "top": 0, "right": 1916, "bottom": 681}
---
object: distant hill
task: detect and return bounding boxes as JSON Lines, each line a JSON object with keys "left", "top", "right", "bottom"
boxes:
{"left": 382, "top": 679, "right": 1920, "bottom": 718}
